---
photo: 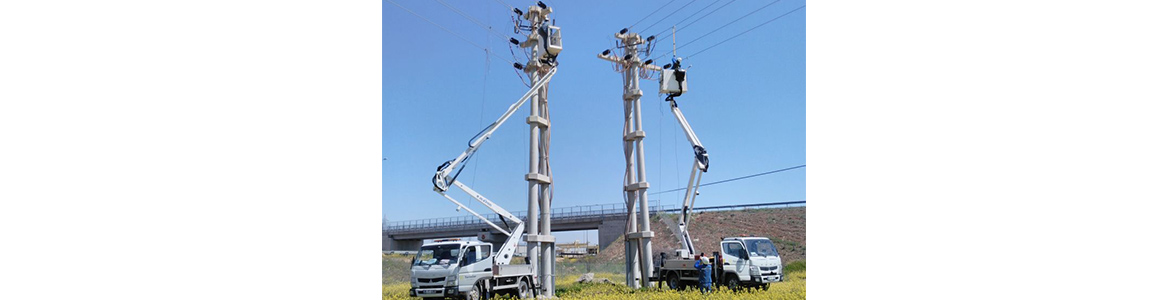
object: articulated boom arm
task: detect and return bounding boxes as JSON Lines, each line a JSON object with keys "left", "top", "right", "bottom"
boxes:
{"left": 430, "top": 68, "right": 557, "bottom": 265}
{"left": 436, "top": 181, "right": 526, "bottom": 265}
{"left": 667, "top": 93, "right": 709, "bottom": 258}
{"left": 432, "top": 68, "right": 557, "bottom": 193}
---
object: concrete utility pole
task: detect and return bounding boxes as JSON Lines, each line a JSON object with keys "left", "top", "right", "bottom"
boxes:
{"left": 597, "top": 29, "right": 662, "bottom": 289}
{"left": 513, "top": 2, "right": 560, "bottom": 297}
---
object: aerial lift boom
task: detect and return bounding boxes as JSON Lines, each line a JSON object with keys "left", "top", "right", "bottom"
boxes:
{"left": 431, "top": 68, "right": 557, "bottom": 265}
{"left": 661, "top": 58, "right": 708, "bottom": 258}
{"left": 648, "top": 58, "right": 783, "bottom": 292}
{"left": 411, "top": 3, "right": 560, "bottom": 298}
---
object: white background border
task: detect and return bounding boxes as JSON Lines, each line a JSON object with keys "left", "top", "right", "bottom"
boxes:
{"left": 1, "top": 1, "right": 380, "bottom": 299}
{"left": 811, "top": 0, "right": 1170, "bottom": 298}
{"left": 2, "top": 0, "right": 1168, "bottom": 299}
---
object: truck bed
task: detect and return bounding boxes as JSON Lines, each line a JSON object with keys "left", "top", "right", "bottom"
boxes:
{"left": 495, "top": 264, "right": 533, "bottom": 277}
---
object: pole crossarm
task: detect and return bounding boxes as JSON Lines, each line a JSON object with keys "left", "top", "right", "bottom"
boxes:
{"left": 597, "top": 53, "right": 664, "bottom": 72}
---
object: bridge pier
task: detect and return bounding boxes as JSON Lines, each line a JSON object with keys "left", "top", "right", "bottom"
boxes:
{"left": 382, "top": 232, "right": 422, "bottom": 252}
{"left": 598, "top": 218, "right": 627, "bottom": 252}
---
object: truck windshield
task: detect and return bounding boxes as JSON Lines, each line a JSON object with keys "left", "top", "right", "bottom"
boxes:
{"left": 414, "top": 244, "right": 462, "bottom": 266}
{"left": 745, "top": 239, "right": 779, "bottom": 257}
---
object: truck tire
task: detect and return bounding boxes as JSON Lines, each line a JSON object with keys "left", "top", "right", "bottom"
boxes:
{"left": 666, "top": 272, "right": 682, "bottom": 291}
{"left": 466, "top": 281, "right": 482, "bottom": 300}
{"left": 726, "top": 276, "right": 741, "bottom": 291}
{"left": 517, "top": 278, "right": 531, "bottom": 299}
{"left": 761, "top": 283, "right": 770, "bottom": 291}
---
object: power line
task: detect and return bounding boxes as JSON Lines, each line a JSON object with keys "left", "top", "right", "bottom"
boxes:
{"left": 434, "top": 0, "right": 511, "bottom": 42}
{"left": 676, "top": 0, "right": 782, "bottom": 55}
{"left": 675, "top": 0, "right": 738, "bottom": 34}
{"left": 649, "top": 164, "right": 806, "bottom": 195}
{"left": 652, "top": 0, "right": 782, "bottom": 61}
{"left": 690, "top": 5, "right": 805, "bottom": 59}
{"left": 385, "top": 0, "right": 514, "bottom": 63}
{"left": 649, "top": 0, "right": 739, "bottom": 60}
{"left": 651, "top": 0, "right": 725, "bottom": 38}
{"left": 470, "top": 36, "right": 493, "bottom": 196}
{"left": 641, "top": 0, "right": 698, "bottom": 36}
{"left": 493, "top": 0, "right": 513, "bottom": 10}
{"left": 629, "top": 0, "right": 678, "bottom": 30}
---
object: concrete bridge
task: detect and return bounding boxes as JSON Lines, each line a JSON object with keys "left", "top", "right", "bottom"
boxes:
{"left": 382, "top": 200, "right": 805, "bottom": 252}
{"left": 383, "top": 201, "right": 664, "bottom": 252}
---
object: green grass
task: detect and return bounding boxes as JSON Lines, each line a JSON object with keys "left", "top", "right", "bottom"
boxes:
{"left": 383, "top": 260, "right": 807, "bottom": 300}
{"left": 784, "top": 260, "right": 805, "bottom": 275}
{"left": 383, "top": 254, "right": 413, "bottom": 284}
{"left": 384, "top": 254, "right": 807, "bottom": 299}
{"left": 384, "top": 271, "right": 806, "bottom": 300}
{"left": 556, "top": 257, "right": 626, "bottom": 275}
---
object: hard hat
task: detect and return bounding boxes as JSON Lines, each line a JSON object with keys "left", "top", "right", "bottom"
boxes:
{"left": 700, "top": 257, "right": 710, "bottom": 265}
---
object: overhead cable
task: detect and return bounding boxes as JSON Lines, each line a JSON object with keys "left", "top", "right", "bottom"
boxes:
{"left": 649, "top": 164, "right": 806, "bottom": 195}
{"left": 434, "top": 0, "right": 511, "bottom": 42}
{"left": 653, "top": 0, "right": 782, "bottom": 61}
{"left": 641, "top": 0, "right": 699, "bottom": 36}
{"left": 629, "top": 0, "right": 678, "bottom": 30}
{"left": 385, "top": 0, "right": 514, "bottom": 63}
{"left": 689, "top": 5, "right": 805, "bottom": 58}
{"left": 650, "top": 0, "right": 726, "bottom": 38}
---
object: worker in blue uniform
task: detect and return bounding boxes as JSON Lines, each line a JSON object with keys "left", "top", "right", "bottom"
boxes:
{"left": 694, "top": 255, "right": 712, "bottom": 294}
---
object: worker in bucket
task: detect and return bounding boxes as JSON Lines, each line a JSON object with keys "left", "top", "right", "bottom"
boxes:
{"left": 694, "top": 254, "right": 713, "bottom": 294}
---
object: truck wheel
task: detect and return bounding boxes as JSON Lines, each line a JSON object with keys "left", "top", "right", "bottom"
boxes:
{"left": 761, "top": 283, "right": 770, "bottom": 291}
{"left": 726, "top": 277, "right": 741, "bottom": 291}
{"left": 517, "top": 278, "right": 531, "bottom": 299}
{"left": 666, "top": 272, "right": 681, "bottom": 290}
{"left": 466, "top": 282, "right": 482, "bottom": 300}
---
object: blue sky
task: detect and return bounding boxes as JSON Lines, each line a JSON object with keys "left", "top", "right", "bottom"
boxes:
{"left": 384, "top": 0, "right": 805, "bottom": 243}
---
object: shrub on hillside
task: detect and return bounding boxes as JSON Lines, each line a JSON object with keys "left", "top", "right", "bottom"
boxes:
{"left": 783, "top": 260, "right": 805, "bottom": 275}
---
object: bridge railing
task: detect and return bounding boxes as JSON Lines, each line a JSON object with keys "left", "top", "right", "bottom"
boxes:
{"left": 386, "top": 200, "right": 669, "bottom": 233}
{"left": 385, "top": 200, "right": 805, "bottom": 236}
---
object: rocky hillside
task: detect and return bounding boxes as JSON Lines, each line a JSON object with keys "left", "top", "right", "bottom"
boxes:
{"left": 596, "top": 206, "right": 805, "bottom": 265}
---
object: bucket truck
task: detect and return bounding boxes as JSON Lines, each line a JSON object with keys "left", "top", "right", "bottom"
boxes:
{"left": 650, "top": 58, "right": 784, "bottom": 291}
{"left": 408, "top": 63, "right": 558, "bottom": 300}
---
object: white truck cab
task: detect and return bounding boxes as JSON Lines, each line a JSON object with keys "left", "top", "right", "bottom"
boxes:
{"left": 409, "top": 238, "right": 535, "bottom": 299}
{"left": 409, "top": 239, "right": 495, "bottom": 298}
{"left": 656, "top": 236, "right": 783, "bottom": 291}
{"left": 720, "top": 237, "right": 784, "bottom": 289}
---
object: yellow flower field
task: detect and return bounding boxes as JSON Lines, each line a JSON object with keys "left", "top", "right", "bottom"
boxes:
{"left": 383, "top": 270, "right": 805, "bottom": 300}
